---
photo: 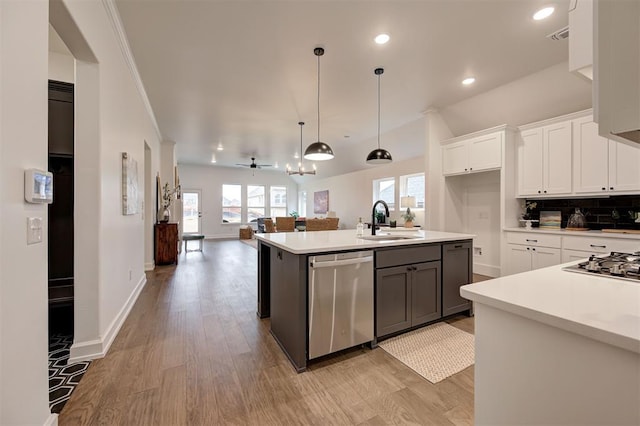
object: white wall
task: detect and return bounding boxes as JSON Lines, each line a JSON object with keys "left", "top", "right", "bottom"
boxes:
{"left": 298, "top": 156, "right": 426, "bottom": 229}
{"left": 440, "top": 61, "right": 592, "bottom": 137}
{"left": 50, "top": 0, "right": 162, "bottom": 366}
{"left": 0, "top": 1, "right": 52, "bottom": 424}
{"left": 179, "top": 164, "right": 298, "bottom": 238}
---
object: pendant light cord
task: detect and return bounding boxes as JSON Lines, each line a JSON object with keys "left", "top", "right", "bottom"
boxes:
{"left": 317, "top": 52, "right": 321, "bottom": 142}
{"left": 377, "top": 73, "right": 381, "bottom": 149}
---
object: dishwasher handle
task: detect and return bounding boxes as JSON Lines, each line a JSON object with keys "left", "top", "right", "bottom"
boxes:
{"left": 310, "top": 256, "right": 374, "bottom": 269}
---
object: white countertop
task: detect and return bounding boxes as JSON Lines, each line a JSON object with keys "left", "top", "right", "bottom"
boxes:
{"left": 461, "top": 264, "right": 640, "bottom": 354}
{"left": 504, "top": 227, "right": 640, "bottom": 240}
{"left": 254, "top": 229, "right": 475, "bottom": 254}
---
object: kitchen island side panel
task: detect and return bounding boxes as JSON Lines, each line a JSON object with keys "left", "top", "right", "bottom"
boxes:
{"left": 269, "top": 247, "right": 308, "bottom": 372}
{"left": 257, "top": 241, "right": 271, "bottom": 318}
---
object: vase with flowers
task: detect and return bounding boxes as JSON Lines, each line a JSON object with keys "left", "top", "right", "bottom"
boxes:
{"left": 158, "top": 182, "right": 180, "bottom": 223}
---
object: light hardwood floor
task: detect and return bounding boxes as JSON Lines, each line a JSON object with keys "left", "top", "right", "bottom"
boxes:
{"left": 60, "top": 240, "right": 480, "bottom": 425}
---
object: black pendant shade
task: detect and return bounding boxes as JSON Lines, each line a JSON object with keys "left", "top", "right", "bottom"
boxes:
{"left": 366, "top": 148, "right": 393, "bottom": 164}
{"left": 304, "top": 141, "right": 334, "bottom": 161}
{"left": 304, "top": 47, "right": 334, "bottom": 161}
{"left": 366, "top": 67, "right": 392, "bottom": 165}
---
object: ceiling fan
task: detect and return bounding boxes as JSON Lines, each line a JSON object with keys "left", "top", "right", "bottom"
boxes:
{"left": 236, "top": 157, "right": 272, "bottom": 169}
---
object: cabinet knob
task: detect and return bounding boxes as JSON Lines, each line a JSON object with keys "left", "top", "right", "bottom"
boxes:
{"left": 538, "top": 190, "right": 541, "bottom": 194}
{"left": 469, "top": 167, "right": 473, "bottom": 171}
{"left": 407, "top": 266, "right": 412, "bottom": 272}
{"left": 543, "top": 190, "right": 547, "bottom": 193}
{"left": 527, "top": 247, "right": 530, "bottom": 250}
{"left": 602, "top": 187, "right": 606, "bottom": 191}
{"left": 610, "top": 187, "right": 614, "bottom": 190}
{"left": 464, "top": 168, "right": 468, "bottom": 171}
{"left": 532, "top": 248, "right": 536, "bottom": 251}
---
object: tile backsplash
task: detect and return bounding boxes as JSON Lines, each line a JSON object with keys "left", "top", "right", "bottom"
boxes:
{"left": 526, "top": 195, "right": 640, "bottom": 230}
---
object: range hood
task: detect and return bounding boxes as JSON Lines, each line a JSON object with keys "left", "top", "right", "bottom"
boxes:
{"left": 594, "top": 0, "right": 640, "bottom": 145}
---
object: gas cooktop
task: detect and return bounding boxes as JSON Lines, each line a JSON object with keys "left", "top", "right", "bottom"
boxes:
{"left": 563, "top": 252, "right": 640, "bottom": 282}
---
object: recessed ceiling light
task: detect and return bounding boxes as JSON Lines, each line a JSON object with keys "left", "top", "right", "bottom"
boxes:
{"left": 462, "top": 77, "right": 476, "bottom": 85}
{"left": 375, "top": 34, "right": 390, "bottom": 45}
{"left": 533, "top": 6, "right": 554, "bottom": 20}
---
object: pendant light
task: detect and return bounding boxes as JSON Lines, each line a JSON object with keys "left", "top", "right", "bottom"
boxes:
{"left": 304, "top": 47, "right": 334, "bottom": 161}
{"left": 366, "top": 67, "right": 393, "bottom": 164}
{"left": 287, "top": 122, "right": 316, "bottom": 175}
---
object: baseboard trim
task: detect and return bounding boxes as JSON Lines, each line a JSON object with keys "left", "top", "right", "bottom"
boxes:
{"left": 144, "top": 261, "right": 155, "bottom": 271}
{"left": 206, "top": 234, "right": 237, "bottom": 240}
{"left": 69, "top": 274, "right": 147, "bottom": 363}
{"left": 474, "top": 262, "right": 500, "bottom": 278}
{"left": 43, "top": 413, "right": 58, "bottom": 426}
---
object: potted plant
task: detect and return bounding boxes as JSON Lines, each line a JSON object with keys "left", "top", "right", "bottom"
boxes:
{"left": 289, "top": 210, "right": 299, "bottom": 220}
{"left": 402, "top": 207, "right": 416, "bottom": 228}
{"left": 375, "top": 211, "right": 386, "bottom": 224}
{"left": 520, "top": 201, "right": 537, "bottom": 229}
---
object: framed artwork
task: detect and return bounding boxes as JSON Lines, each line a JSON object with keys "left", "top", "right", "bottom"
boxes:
{"left": 121, "top": 152, "right": 139, "bottom": 215}
{"left": 540, "top": 211, "right": 561, "bottom": 229}
{"left": 314, "top": 190, "right": 329, "bottom": 214}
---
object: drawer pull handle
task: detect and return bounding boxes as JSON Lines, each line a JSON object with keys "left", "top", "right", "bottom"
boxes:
{"left": 525, "top": 239, "right": 538, "bottom": 243}
{"left": 590, "top": 244, "right": 606, "bottom": 248}
{"left": 454, "top": 244, "right": 463, "bottom": 249}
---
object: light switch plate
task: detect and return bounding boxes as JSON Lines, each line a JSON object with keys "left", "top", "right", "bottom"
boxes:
{"left": 27, "top": 217, "right": 43, "bottom": 245}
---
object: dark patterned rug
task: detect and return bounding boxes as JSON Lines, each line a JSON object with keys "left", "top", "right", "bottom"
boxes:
{"left": 49, "top": 335, "right": 91, "bottom": 414}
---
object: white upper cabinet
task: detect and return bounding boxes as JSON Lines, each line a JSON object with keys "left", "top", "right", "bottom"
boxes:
{"left": 573, "top": 114, "right": 640, "bottom": 194}
{"left": 573, "top": 116, "right": 608, "bottom": 193}
{"left": 442, "top": 141, "right": 468, "bottom": 175}
{"left": 442, "top": 130, "right": 502, "bottom": 176}
{"left": 469, "top": 133, "right": 502, "bottom": 171}
{"left": 609, "top": 138, "right": 640, "bottom": 192}
{"left": 517, "top": 121, "right": 572, "bottom": 197}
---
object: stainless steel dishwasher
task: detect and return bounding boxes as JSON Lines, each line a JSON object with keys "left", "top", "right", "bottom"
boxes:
{"left": 308, "top": 250, "right": 374, "bottom": 360}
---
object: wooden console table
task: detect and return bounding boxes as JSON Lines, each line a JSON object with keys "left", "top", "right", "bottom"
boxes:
{"left": 155, "top": 222, "right": 178, "bottom": 265}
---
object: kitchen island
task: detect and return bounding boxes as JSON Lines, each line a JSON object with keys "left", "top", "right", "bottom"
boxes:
{"left": 255, "top": 229, "right": 475, "bottom": 372}
{"left": 461, "top": 264, "right": 640, "bottom": 425}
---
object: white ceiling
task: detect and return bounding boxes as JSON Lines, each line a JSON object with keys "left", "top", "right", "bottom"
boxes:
{"left": 114, "top": 0, "right": 573, "bottom": 178}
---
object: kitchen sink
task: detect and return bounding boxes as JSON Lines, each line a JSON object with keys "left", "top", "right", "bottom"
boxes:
{"left": 358, "top": 234, "right": 421, "bottom": 241}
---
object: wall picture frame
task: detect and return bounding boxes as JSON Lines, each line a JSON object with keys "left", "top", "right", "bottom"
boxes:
{"left": 539, "top": 210, "right": 561, "bottom": 229}
{"left": 314, "top": 190, "right": 329, "bottom": 214}
{"left": 122, "top": 152, "right": 139, "bottom": 215}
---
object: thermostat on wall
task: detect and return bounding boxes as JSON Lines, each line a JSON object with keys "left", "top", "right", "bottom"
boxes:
{"left": 24, "top": 169, "right": 53, "bottom": 203}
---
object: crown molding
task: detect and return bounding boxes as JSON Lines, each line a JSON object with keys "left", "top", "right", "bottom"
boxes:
{"left": 101, "top": 0, "right": 163, "bottom": 143}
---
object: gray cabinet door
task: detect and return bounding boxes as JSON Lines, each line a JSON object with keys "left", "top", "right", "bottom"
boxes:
{"left": 411, "top": 261, "right": 441, "bottom": 326}
{"left": 442, "top": 241, "right": 472, "bottom": 317}
{"left": 376, "top": 265, "right": 411, "bottom": 337}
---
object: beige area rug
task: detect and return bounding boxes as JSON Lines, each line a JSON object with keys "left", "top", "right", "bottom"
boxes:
{"left": 378, "top": 322, "right": 475, "bottom": 383}
{"left": 240, "top": 238, "right": 258, "bottom": 249}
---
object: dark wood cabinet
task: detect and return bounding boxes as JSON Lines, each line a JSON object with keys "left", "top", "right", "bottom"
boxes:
{"left": 375, "top": 245, "right": 441, "bottom": 338}
{"left": 442, "top": 241, "right": 472, "bottom": 317}
{"left": 411, "top": 262, "right": 441, "bottom": 326}
{"left": 155, "top": 223, "right": 178, "bottom": 265}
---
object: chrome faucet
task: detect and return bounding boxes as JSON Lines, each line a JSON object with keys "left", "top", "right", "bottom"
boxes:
{"left": 371, "top": 200, "right": 389, "bottom": 235}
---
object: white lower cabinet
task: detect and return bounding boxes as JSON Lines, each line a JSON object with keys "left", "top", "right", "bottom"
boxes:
{"left": 561, "top": 235, "right": 640, "bottom": 263}
{"left": 505, "top": 232, "right": 562, "bottom": 275}
{"left": 506, "top": 244, "right": 561, "bottom": 275}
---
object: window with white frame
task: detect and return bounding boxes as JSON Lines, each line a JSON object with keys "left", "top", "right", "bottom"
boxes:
{"left": 247, "top": 185, "right": 265, "bottom": 222}
{"left": 373, "top": 177, "right": 395, "bottom": 210}
{"left": 400, "top": 173, "right": 425, "bottom": 208}
{"left": 298, "top": 190, "right": 307, "bottom": 217}
{"left": 270, "top": 186, "right": 287, "bottom": 218}
{"left": 222, "top": 184, "right": 242, "bottom": 223}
